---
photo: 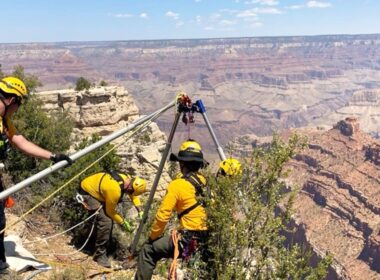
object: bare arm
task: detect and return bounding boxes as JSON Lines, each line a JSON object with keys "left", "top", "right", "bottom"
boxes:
{"left": 8, "top": 134, "right": 52, "bottom": 160}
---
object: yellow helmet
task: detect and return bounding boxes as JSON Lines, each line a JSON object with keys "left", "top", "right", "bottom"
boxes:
{"left": 219, "top": 158, "right": 242, "bottom": 176}
{"left": 131, "top": 176, "right": 146, "bottom": 196}
{"left": 0, "top": 77, "right": 28, "bottom": 99}
{"left": 169, "top": 139, "right": 205, "bottom": 163}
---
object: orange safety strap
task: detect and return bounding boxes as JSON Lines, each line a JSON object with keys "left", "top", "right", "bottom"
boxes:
{"left": 168, "top": 229, "right": 181, "bottom": 280}
{"left": 4, "top": 196, "right": 15, "bottom": 208}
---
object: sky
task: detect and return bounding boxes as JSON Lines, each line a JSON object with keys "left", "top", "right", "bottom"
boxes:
{"left": 1, "top": 0, "right": 379, "bottom": 43}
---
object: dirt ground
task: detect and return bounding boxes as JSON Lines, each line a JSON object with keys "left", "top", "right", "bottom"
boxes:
{"left": 3, "top": 212, "right": 162, "bottom": 280}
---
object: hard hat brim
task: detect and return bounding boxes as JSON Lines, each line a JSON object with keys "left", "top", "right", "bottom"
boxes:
{"left": 169, "top": 153, "right": 209, "bottom": 166}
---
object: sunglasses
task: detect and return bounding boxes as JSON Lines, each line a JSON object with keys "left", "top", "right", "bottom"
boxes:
{"left": 14, "top": 96, "right": 23, "bottom": 106}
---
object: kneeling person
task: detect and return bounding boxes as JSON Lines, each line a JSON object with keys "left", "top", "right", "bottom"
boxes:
{"left": 80, "top": 170, "right": 146, "bottom": 268}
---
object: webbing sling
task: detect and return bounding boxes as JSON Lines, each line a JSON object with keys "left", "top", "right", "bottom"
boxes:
{"left": 177, "top": 173, "right": 206, "bottom": 220}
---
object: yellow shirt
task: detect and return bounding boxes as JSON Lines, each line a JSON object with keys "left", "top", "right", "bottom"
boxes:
{"left": 150, "top": 173, "right": 208, "bottom": 240}
{"left": 80, "top": 172, "right": 141, "bottom": 224}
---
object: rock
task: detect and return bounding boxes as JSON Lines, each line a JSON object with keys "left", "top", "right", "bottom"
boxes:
{"left": 333, "top": 117, "right": 360, "bottom": 137}
{"left": 37, "top": 86, "right": 171, "bottom": 197}
{"left": 230, "top": 120, "right": 380, "bottom": 279}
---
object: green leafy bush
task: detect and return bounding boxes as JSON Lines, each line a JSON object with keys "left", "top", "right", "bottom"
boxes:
{"left": 75, "top": 77, "right": 92, "bottom": 92}
{"left": 191, "top": 134, "right": 333, "bottom": 279}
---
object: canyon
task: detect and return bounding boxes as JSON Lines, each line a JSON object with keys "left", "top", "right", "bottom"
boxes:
{"left": 1, "top": 35, "right": 380, "bottom": 279}
{"left": 1, "top": 34, "right": 380, "bottom": 154}
{"left": 233, "top": 118, "right": 380, "bottom": 280}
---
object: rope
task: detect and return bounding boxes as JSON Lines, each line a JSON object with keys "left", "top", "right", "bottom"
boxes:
{"left": 32, "top": 210, "right": 97, "bottom": 257}
{"left": 168, "top": 229, "right": 180, "bottom": 280}
{"left": 25, "top": 206, "right": 101, "bottom": 244}
{"left": 0, "top": 105, "right": 166, "bottom": 235}
{"left": 29, "top": 206, "right": 100, "bottom": 257}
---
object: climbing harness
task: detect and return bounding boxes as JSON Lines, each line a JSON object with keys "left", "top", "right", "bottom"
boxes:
{"left": 99, "top": 170, "right": 125, "bottom": 203}
{"left": 177, "top": 173, "right": 207, "bottom": 220}
{"left": 168, "top": 229, "right": 208, "bottom": 279}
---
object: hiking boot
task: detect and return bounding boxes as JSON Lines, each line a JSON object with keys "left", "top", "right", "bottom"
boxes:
{"left": 94, "top": 254, "right": 111, "bottom": 268}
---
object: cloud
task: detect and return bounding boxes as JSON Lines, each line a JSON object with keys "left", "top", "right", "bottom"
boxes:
{"left": 109, "top": 13, "right": 133, "bottom": 18}
{"left": 176, "top": 21, "right": 184, "bottom": 27}
{"left": 237, "top": 10, "right": 257, "bottom": 18}
{"left": 255, "top": 7, "right": 283, "bottom": 14}
{"left": 210, "top": 13, "right": 222, "bottom": 20}
{"left": 245, "top": 0, "right": 279, "bottom": 5}
{"left": 196, "top": 15, "right": 201, "bottom": 23}
{"left": 287, "top": 5, "right": 304, "bottom": 10}
{"left": 306, "top": 1, "right": 332, "bottom": 8}
{"left": 204, "top": 26, "right": 215, "bottom": 30}
{"left": 238, "top": 7, "right": 283, "bottom": 17}
{"left": 195, "top": 0, "right": 202, "bottom": 2}
{"left": 219, "top": 8, "right": 239, "bottom": 14}
{"left": 140, "top": 13, "right": 148, "bottom": 19}
{"left": 166, "top": 11, "right": 180, "bottom": 20}
{"left": 219, "top": 19, "right": 237, "bottom": 26}
{"left": 251, "top": 22, "right": 263, "bottom": 28}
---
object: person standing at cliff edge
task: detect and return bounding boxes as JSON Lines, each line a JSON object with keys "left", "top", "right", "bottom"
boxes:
{"left": 0, "top": 76, "right": 72, "bottom": 273}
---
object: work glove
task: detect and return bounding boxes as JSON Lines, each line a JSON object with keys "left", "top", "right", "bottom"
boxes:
{"left": 122, "top": 219, "right": 133, "bottom": 233}
{"left": 50, "top": 153, "right": 73, "bottom": 165}
{"left": 138, "top": 211, "right": 144, "bottom": 220}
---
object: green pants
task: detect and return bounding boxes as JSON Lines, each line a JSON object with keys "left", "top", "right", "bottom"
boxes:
{"left": 135, "top": 235, "right": 175, "bottom": 280}
{"left": 81, "top": 193, "right": 113, "bottom": 259}
{"left": 135, "top": 230, "right": 208, "bottom": 280}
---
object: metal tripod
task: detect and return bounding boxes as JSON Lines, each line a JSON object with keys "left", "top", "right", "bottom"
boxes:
{"left": 129, "top": 98, "right": 227, "bottom": 256}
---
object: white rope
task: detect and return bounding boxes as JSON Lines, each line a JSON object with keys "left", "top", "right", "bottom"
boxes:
{"left": 32, "top": 207, "right": 100, "bottom": 257}
{"left": 25, "top": 206, "right": 102, "bottom": 244}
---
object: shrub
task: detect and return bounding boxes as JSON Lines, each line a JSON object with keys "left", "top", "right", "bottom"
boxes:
{"left": 191, "top": 133, "right": 333, "bottom": 279}
{"left": 100, "top": 80, "right": 108, "bottom": 86}
{"left": 75, "top": 77, "right": 91, "bottom": 91}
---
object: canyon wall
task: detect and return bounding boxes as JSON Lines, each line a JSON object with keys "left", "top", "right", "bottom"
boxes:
{"left": 36, "top": 86, "right": 171, "bottom": 197}
{"left": 1, "top": 35, "right": 380, "bottom": 154}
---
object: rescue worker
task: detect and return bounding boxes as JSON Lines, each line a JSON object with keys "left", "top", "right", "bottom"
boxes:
{"left": 79, "top": 170, "right": 146, "bottom": 268}
{"left": 135, "top": 139, "right": 208, "bottom": 280}
{"left": 0, "top": 77, "right": 72, "bottom": 273}
{"left": 217, "top": 158, "right": 242, "bottom": 177}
